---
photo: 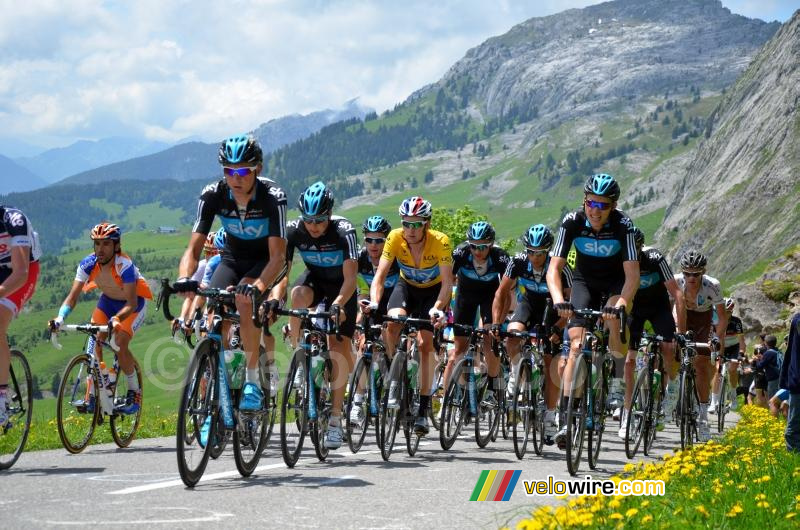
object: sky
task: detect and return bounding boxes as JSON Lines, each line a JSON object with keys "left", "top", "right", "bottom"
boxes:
{"left": 0, "top": 0, "right": 795, "bottom": 154}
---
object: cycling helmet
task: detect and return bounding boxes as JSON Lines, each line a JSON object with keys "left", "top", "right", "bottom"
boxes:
{"left": 218, "top": 134, "right": 263, "bottom": 165}
{"left": 680, "top": 249, "right": 707, "bottom": 270}
{"left": 213, "top": 227, "right": 227, "bottom": 249}
{"left": 584, "top": 173, "right": 621, "bottom": 201}
{"left": 362, "top": 215, "right": 391, "bottom": 235}
{"left": 90, "top": 222, "right": 121, "bottom": 241}
{"left": 724, "top": 297, "right": 735, "bottom": 311}
{"left": 398, "top": 196, "right": 432, "bottom": 219}
{"left": 298, "top": 181, "right": 334, "bottom": 216}
{"left": 633, "top": 226, "right": 645, "bottom": 248}
{"left": 522, "top": 224, "right": 554, "bottom": 249}
{"left": 467, "top": 221, "right": 495, "bottom": 241}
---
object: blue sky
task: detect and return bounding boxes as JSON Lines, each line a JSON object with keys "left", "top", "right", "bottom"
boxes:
{"left": 0, "top": 0, "right": 795, "bottom": 154}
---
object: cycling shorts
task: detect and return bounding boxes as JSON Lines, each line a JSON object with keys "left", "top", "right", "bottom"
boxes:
{"left": 686, "top": 309, "right": 713, "bottom": 355}
{"left": 453, "top": 288, "right": 492, "bottom": 337}
{"left": 567, "top": 276, "right": 625, "bottom": 329}
{"left": 92, "top": 294, "right": 147, "bottom": 337}
{"left": 292, "top": 270, "right": 357, "bottom": 338}
{"left": 509, "top": 296, "right": 558, "bottom": 355}
{"left": 0, "top": 261, "right": 39, "bottom": 317}
{"left": 386, "top": 277, "right": 441, "bottom": 332}
{"left": 629, "top": 299, "right": 675, "bottom": 347}
{"left": 208, "top": 256, "right": 267, "bottom": 290}
{"left": 722, "top": 345, "right": 743, "bottom": 362}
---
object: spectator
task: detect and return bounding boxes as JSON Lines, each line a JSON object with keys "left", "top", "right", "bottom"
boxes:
{"left": 747, "top": 344, "right": 769, "bottom": 406}
{"left": 753, "top": 335, "right": 782, "bottom": 399}
{"left": 769, "top": 388, "right": 790, "bottom": 419}
{"left": 779, "top": 312, "right": 800, "bottom": 452}
{"left": 737, "top": 350, "right": 755, "bottom": 403}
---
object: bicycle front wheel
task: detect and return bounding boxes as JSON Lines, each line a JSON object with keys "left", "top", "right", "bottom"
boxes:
{"left": 511, "top": 361, "right": 532, "bottom": 459}
{"left": 439, "top": 357, "right": 467, "bottom": 450}
{"left": 110, "top": 359, "right": 143, "bottom": 448}
{"left": 345, "top": 355, "right": 370, "bottom": 453}
{"left": 429, "top": 359, "right": 445, "bottom": 432}
{"left": 717, "top": 374, "right": 728, "bottom": 433}
{"left": 233, "top": 367, "right": 270, "bottom": 477}
{"left": 281, "top": 349, "right": 308, "bottom": 468}
{"left": 625, "top": 368, "right": 649, "bottom": 459}
{"left": 0, "top": 351, "right": 33, "bottom": 469}
{"left": 679, "top": 370, "right": 696, "bottom": 450}
{"left": 57, "top": 354, "right": 100, "bottom": 454}
{"left": 565, "top": 358, "right": 588, "bottom": 476}
{"left": 379, "top": 352, "right": 405, "bottom": 461}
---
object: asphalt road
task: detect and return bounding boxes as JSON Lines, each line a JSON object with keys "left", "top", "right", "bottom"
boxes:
{"left": 3, "top": 411, "right": 739, "bottom": 529}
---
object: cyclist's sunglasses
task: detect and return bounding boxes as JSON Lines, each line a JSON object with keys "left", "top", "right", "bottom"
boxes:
{"left": 682, "top": 270, "right": 704, "bottom": 277}
{"left": 364, "top": 237, "right": 386, "bottom": 245}
{"left": 469, "top": 243, "right": 491, "bottom": 251}
{"left": 584, "top": 199, "right": 613, "bottom": 210}
{"left": 223, "top": 166, "right": 258, "bottom": 177}
{"left": 401, "top": 220, "right": 426, "bottom": 229}
{"left": 526, "top": 248, "right": 548, "bottom": 256}
{"left": 302, "top": 214, "right": 329, "bottom": 225}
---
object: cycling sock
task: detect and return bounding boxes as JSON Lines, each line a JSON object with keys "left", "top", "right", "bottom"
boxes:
{"left": 419, "top": 394, "right": 431, "bottom": 414}
{"left": 329, "top": 414, "right": 341, "bottom": 427}
{"left": 353, "top": 392, "right": 364, "bottom": 404}
{"left": 126, "top": 373, "right": 140, "bottom": 392}
{"left": 246, "top": 368, "right": 259, "bottom": 384}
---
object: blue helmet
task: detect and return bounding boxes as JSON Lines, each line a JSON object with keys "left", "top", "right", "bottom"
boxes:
{"left": 218, "top": 134, "right": 262, "bottom": 165}
{"left": 298, "top": 181, "right": 334, "bottom": 216}
{"left": 467, "top": 221, "right": 495, "bottom": 241}
{"left": 213, "top": 227, "right": 227, "bottom": 249}
{"left": 584, "top": 173, "right": 620, "bottom": 200}
{"left": 362, "top": 215, "right": 391, "bottom": 235}
{"left": 523, "top": 224, "right": 554, "bottom": 249}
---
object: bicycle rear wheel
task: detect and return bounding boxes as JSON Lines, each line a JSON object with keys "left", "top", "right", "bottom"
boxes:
{"left": 643, "top": 377, "right": 662, "bottom": 456}
{"left": 625, "top": 368, "right": 649, "bottom": 459}
{"left": 429, "top": 359, "right": 445, "bottom": 431}
{"left": 0, "top": 351, "right": 33, "bottom": 469}
{"left": 565, "top": 358, "right": 588, "bottom": 476}
{"left": 56, "top": 354, "right": 100, "bottom": 454}
{"left": 281, "top": 349, "right": 308, "bottom": 468}
{"left": 511, "top": 361, "right": 532, "bottom": 459}
{"left": 345, "top": 356, "right": 370, "bottom": 453}
{"left": 176, "top": 340, "right": 217, "bottom": 487}
{"left": 379, "top": 352, "right": 405, "bottom": 461}
{"left": 588, "top": 358, "right": 609, "bottom": 470}
{"left": 717, "top": 374, "right": 728, "bottom": 433}
{"left": 439, "top": 357, "right": 467, "bottom": 450}
{"left": 475, "top": 377, "right": 499, "bottom": 448}
{"left": 679, "top": 370, "right": 695, "bottom": 450}
{"left": 233, "top": 365, "right": 270, "bottom": 476}
{"left": 110, "top": 359, "right": 143, "bottom": 448}
{"left": 312, "top": 360, "right": 332, "bottom": 462}
{"left": 532, "top": 363, "right": 546, "bottom": 456}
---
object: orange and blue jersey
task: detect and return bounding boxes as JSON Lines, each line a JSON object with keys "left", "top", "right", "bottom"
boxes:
{"left": 75, "top": 252, "right": 153, "bottom": 301}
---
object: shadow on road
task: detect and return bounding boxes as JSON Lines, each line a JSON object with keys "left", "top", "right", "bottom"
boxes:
{"left": 2, "top": 466, "right": 106, "bottom": 476}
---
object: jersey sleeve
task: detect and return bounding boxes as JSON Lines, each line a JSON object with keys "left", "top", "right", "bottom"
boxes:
{"left": 552, "top": 212, "right": 578, "bottom": 259}
{"left": 202, "top": 255, "right": 221, "bottom": 286}
{"left": 285, "top": 220, "right": 299, "bottom": 262}
{"left": 494, "top": 248, "right": 511, "bottom": 274}
{"left": 3, "top": 208, "right": 34, "bottom": 248}
{"left": 706, "top": 277, "right": 723, "bottom": 305}
{"left": 381, "top": 229, "right": 401, "bottom": 263}
{"left": 561, "top": 265, "right": 574, "bottom": 288}
{"left": 337, "top": 219, "right": 359, "bottom": 261}
{"left": 618, "top": 214, "right": 637, "bottom": 261}
{"left": 75, "top": 254, "right": 96, "bottom": 283}
{"left": 266, "top": 185, "right": 288, "bottom": 239}
{"left": 117, "top": 255, "right": 138, "bottom": 283}
{"left": 439, "top": 233, "right": 453, "bottom": 266}
{"left": 192, "top": 182, "right": 221, "bottom": 235}
{"left": 656, "top": 252, "right": 674, "bottom": 283}
{"left": 504, "top": 255, "right": 521, "bottom": 279}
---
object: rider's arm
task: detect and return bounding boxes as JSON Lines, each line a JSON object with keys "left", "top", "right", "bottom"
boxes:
{"left": 546, "top": 256, "right": 568, "bottom": 305}
{"left": 178, "top": 233, "right": 205, "bottom": 279}
{"left": 271, "top": 259, "right": 292, "bottom": 303}
{"left": 433, "top": 263, "right": 454, "bottom": 312}
{"left": 714, "top": 301, "right": 728, "bottom": 343}
{"left": 369, "top": 258, "right": 391, "bottom": 305}
{"left": 492, "top": 275, "right": 515, "bottom": 325}
{"left": 253, "top": 236, "right": 287, "bottom": 294}
{"left": 617, "top": 260, "right": 640, "bottom": 311}
{"left": 0, "top": 246, "right": 30, "bottom": 298}
{"left": 54, "top": 280, "right": 86, "bottom": 323}
{"left": 738, "top": 332, "right": 746, "bottom": 356}
{"left": 664, "top": 278, "right": 686, "bottom": 333}
{"left": 333, "top": 259, "right": 358, "bottom": 307}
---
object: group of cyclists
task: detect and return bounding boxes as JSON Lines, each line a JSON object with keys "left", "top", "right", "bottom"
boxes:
{"left": 0, "top": 132, "right": 744, "bottom": 467}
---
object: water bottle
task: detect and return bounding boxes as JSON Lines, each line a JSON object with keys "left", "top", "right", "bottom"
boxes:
{"left": 98, "top": 361, "right": 114, "bottom": 411}
{"left": 653, "top": 369, "right": 662, "bottom": 395}
{"left": 108, "top": 365, "right": 117, "bottom": 390}
{"left": 530, "top": 363, "right": 541, "bottom": 391}
{"left": 311, "top": 354, "right": 325, "bottom": 389}
{"left": 226, "top": 348, "right": 245, "bottom": 389}
{"left": 407, "top": 358, "right": 419, "bottom": 391}
{"left": 636, "top": 354, "right": 646, "bottom": 373}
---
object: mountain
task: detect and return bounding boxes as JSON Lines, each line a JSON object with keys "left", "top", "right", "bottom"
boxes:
{"left": 55, "top": 100, "right": 373, "bottom": 186}
{"left": 16, "top": 137, "right": 170, "bottom": 183}
{"left": 0, "top": 154, "right": 49, "bottom": 193}
{"left": 659, "top": 10, "right": 799, "bottom": 276}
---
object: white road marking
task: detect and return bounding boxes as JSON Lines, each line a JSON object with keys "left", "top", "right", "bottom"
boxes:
{"left": 39, "top": 507, "right": 233, "bottom": 525}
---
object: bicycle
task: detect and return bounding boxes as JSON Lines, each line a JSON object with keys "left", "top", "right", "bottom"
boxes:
{"left": 379, "top": 315, "right": 430, "bottom": 461}
{"left": 439, "top": 323, "right": 499, "bottom": 451}
{"left": 0, "top": 349, "right": 33, "bottom": 470}
{"left": 624, "top": 332, "right": 665, "bottom": 459}
{"left": 711, "top": 348, "right": 732, "bottom": 433}
{"left": 158, "top": 279, "right": 273, "bottom": 487}
{"left": 428, "top": 332, "right": 450, "bottom": 432}
{"left": 51, "top": 324, "right": 143, "bottom": 453}
{"left": 674, "top": 333, "right": 710, "bottom": 449}
{"left": 345, "top": 314, "right": 389, "bottom": 453}
{"left": 563, "top": 308, "right": 626, "bottom": 476}
{"left": 275, "top": 306, "right": 340, "bottom": 468}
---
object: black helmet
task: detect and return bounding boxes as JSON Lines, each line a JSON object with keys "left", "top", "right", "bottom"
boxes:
{"left": 633, "top": 226, "right": 644, "bottom": 248}
{"left": 298, "top": 181, "right": 335, "bottom": 217}
{"left": 584, "top": 173, "right": 620, "bottom": 201}
{"left": 680, "top": 249, "right": 707, "bottom": 270}
{"left": 362, "top": 215, "right": 391, "bottom": 235}
{"left": 218, "top": 134, "right": 263, "bottom": 165}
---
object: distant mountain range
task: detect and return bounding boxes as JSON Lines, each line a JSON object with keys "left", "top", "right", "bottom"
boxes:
{"left": 0, "top": 154, "right": 49, "bottom": 193}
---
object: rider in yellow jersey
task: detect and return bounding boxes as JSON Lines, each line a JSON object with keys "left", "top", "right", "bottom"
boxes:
{"left": 363, "top": 196, "right": 453, "bottom": 435}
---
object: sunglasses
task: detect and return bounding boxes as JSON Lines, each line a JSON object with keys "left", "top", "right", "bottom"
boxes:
{"left": 584, "top": 199, "right": 613, "bottom": 211}
{"left": 401, "top": 220, "right": 426, "bottom": 229}
{"left": 302, "top": 215, "right": 329, "bottom": 225}
{"left": 526, "top": 248, "right": 548, "bottom": 256}
{"left": 223, "top": 166, "right": 258, "bottom": 177}
{"left": 469, "top": 243, "right": 491, "bottom": 251}
{"left": 682, "top": 270, "right": 704, "bottom": 277}
{"left": 364, "top": 237, "right": 386, "bottom": 245}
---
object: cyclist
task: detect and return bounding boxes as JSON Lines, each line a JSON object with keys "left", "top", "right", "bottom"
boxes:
{"left": 710, "top": 297, "right": 745, "bottom": 412}
{"left": 172, "top": 230, "right": 222, "bottom": 339}
{"left": 618, "top": 227, "right": 685, "bottom": 438}
{"left": 363, "top": 196, "right": 453, "bottom": 436}
{"left": 445, "top": 221, "right": 510, "bottom": 408}
{"left": 350, "top": 215, "right": 399, "bottom": 427}
{"left": 51, "top": 223, "right": 150, "bottom": 414}
{"left": 176, "top": 134, "right": 288, "bottom": 416}
{"left": 491, "top": 224, "right": 571, "bottom": 444}
{"left": 267, "top": 182, "right": 359, "bottom": 450}
{"left": 547, "top": 174, "right": 639, "bottom": 449}
{"left": 673, "top": 249, "right": 726, "bottom": 442}
{"left": 0, "top": 206, "right": 40, "bottom": 428}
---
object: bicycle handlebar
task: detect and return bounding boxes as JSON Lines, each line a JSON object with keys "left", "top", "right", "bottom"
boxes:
{"left": 572, "top": 307, "right": 628, "bottom": 344}
{"left": 273, "top": 307, "right": 341, "bottom": 340}
{"left": 49, "top": 323, "right": 106, "bottom": 350}
{"left": 157, "top": 278, "right": 262, "bottom": 328}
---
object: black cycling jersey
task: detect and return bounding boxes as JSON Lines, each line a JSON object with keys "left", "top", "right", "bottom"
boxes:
{"left": 505, "top": 254, "right": 572, "bottom": 302}
{"left": 0, "top": 206, "right": 41, "bottom": 266}
{"left": 452, "top": 242, "right": 510, "bottom": 291}
{"left": 286, "top": 215, "right": 359, "bottom": 284}
{"left": 358, "top": 247, "right": 399, "bottom": 290}
{"left": 552, "top": 208, "right": 636, "bottom": 282}
{"left": 192, "top": 177, "right": 287, "bottom": 261}
{"left": 723, "top": 315, "right": 744, "bottom": 357}
{"left": 633, "top": 246, "right": 674, "bottom": 304}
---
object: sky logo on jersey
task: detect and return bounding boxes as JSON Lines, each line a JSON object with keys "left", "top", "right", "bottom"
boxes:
{"left": 470, "top": 470, "right": 522, "bottom": 501}
{"left": 639, "top": 271, "right": 661, "bottom": 289}
{"left": 574, "top": 237, "right": 620, "bottom": 257}
{"left": 221, "top": 218, "right": 269, "bottom": 240}
{"left": 460, "top": 268, "right": 499, "bottom": 282}
{"left": 300, "top": 250, "right": 343, "bottom": 267}
{"left": 361, "top": 272, "right": 399, "bottom": 288}
{"left": 399, "top": 263, "right": 440, "bottom": 285}
{"left": 518, "top": 277, "right": 549, "bottom": 293}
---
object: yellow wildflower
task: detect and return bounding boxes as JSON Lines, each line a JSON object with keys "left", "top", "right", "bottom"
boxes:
{"left": 625, "top": 508, "right": 638, "bottom": 518}
{"left": 695, "top": 505, "right": 709, "bottom": 517}
{"left": 726, "top": 504, "right": 744, "bottom": 518}
{"left": 609, "top": 513, "right": 623, "bottom": 520}
{"left": 641, "top": 515, "right": 653, "bottom": 524}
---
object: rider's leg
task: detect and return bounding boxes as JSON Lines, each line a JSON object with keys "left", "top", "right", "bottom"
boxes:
{"left": 0, "top": 305, "right": 13, "bottom": 423}
{"left": 444, "top": 336, "right": 467, "bottom": 389}
{"left": 288, "top": 285, "right": 314, "bottom": 348}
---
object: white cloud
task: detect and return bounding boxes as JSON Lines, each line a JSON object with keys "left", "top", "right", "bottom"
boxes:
{"left": 0, "top": 0, "right": 791, "bottom": 151}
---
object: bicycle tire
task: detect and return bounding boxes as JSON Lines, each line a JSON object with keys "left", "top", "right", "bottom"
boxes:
{"left": 379, "top": 351, "right": 405, "bottom": 461}
{"left": 512, "top": 361, "right": 532, "bottom": 459}
{"left": 679, "top": 370, "right": 695, "bottom": 450}
{"left": 0, "top": 351, "right": 33, "bottom": 469}
{"left": 345, "top": 356, "right": 370, "bottom": 453}
{"left": 429, "top": 359, "right": 445, "bottom": 432}
{"left": 475, "top": 375, "right": 498, "bottom": 449}
{"left": 176, "top": 341, "right": 217, "bottom": 487}
{"left": 625, "top": 367, "right": 649, "bottom": 459}
{"left": 588, "top": 358, "right": 609, "bottom": 470}
{"left": 644, "top": 375, "right": 662, "bottom": 456}
{"left": 280, "top": 349, "right": 308, "bottom": 468}
{"left": 717, "top": 373, "right": 727, "bottom": 433}
{"left": 439, "top": 357, "right": 467, "bottom": 450}
{"left": 56, "top": 353, "right": 100, "bottom": 454}
{"left": 209, "top": 432, "right": 228, "bottom": 459}
{"left": 565, "top": 357, "right": 587, "bottom": 476}
{"left": 312, "top": 359, "right": 332, "bottom": 462}
{"left": 532, "top": 360, "right": 546, "bottom": 456}
{"left": 233, "top": 364, "right": 270, "bottom": 476}
{"left": 110, "top": 358, "right": 143, "bottom": 448}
